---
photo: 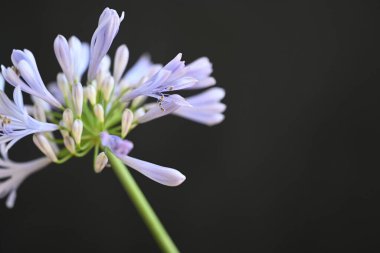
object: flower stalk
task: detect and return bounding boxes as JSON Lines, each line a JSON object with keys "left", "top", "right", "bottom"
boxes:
{"left": 105, "top": 148, "right": 179, "bottom": 253}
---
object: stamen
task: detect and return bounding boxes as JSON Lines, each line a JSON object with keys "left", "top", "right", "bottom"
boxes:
{"left": 11, "top": 66, "right": 20, "bottom": 76}
{"left": 0, "top": 115, "right": 12, "bottom": 134}
{"left": 157, "top": 94, "right": 165, "bottom": 111}
{"left": 3, "top": 117, "right": 11, "bottom": 124}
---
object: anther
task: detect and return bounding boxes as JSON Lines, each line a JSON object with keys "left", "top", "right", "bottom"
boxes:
{"left": 11, "top": 66, "right": 20, "bottom": 76}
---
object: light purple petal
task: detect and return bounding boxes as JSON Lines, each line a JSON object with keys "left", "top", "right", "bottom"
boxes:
{"left": 118, "top": 155, "right": 186, "bottom": 186}
{"left": 137, "top": 95, "right": 190, "bottom": 123}
{"left": 88, "top": 8, "right": 125, "bottom": 81}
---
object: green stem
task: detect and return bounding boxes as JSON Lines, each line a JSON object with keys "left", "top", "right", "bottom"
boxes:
{"left": 105, "top": 149, "right": 180, "bottom": 253}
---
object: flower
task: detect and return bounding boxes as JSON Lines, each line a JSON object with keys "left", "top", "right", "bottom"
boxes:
{"left": 173, "top": 87, "right": 226, "bottom": 126}
{"left": 0, "top": 86, "right": 58, "bottom": 152}
{"left": 0, "top": 145, "right": 51, "bottom": 208}
{"left": 0, "top": 7, "right": 225, "bottom": 208}
{"left": 119, "top": 54, "right": 162, "bottom": 87}
{"left": 100, "top": 132, "right": 186, "bottom": 186}
{"left": 54, "top": 35, "right": 89, "bottom": 84}
{"left": 184, "top": 57, "right": 216, "bottom": 90}
{"left": 135, "top": 94, "right": 191, "bottom": 123}
{"left": 1, "top": 49, "right": 63, "bottom": 108}
{"left": 87, "top": 7, "right": 125, "bottom": 81}
{"left": 122, "top": 53, "right": 198, "bottom": 103}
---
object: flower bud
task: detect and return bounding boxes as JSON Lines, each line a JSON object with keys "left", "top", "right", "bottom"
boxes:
{"left": 64, "top": 136, "right": 76, "bottom": 154}
{"left": 121, "top": 109, "right": 133, "bottom": 138}
{"left": 96, "top": 71, "right": 109, "bottom": 90}
{"left": 34, "top": 103, "right": 46, "bottom": 122}
{"left": 72, "top": 119, "right": 83, "bottom": 145}
{"left": 33, "top": 134, "right": 58, "bottom": 162}
{"left": 59, "top": 120, "right": 69, "bottom": 138}
{"left": 86, "top": 84, "right": 97, "bottom": 105}
{"left": 100, "top": 55, "right": 111, "bottom": 73}
{"left": 94, "top": 152, "right": 108, "bottom": 173}
{"left": 72, "top": 83, "right": 83, "bottom": 116}
{"left": 54, "top": 35, "right": 74, "bottom": 84}
{"left": 102, "top": 76, "right": 114, "bottom": 101}
{"left": 87, "top": 8, "right": 124, "bottom": 81}
{"left": 63, "top": 108, "right": 74, "bottom": 130}
{"left": 94, "top": 104, "right": 104, "bottom": 123}
{"left": 113, "top": 44, "right": 129, "bottom": 83}
{"left": 57, "top": 73, "right": 69, "bottom": 98}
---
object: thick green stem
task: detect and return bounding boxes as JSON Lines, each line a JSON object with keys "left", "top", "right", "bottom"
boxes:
{"left": 105, "top": 149, "right": 180, "bottom": 253}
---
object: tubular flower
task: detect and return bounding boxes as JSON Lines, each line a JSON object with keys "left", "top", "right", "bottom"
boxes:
{"left": 0, "top": 86, "right": 58, "bottom": 152}
{"left": 1, "top": 50, "right": 63, "bottom": 108}
{"left": 0, "top": 7, "right": 226, "bottom": 208}
{"left": 0, "top": 145, "right": 51, "bottom": 208}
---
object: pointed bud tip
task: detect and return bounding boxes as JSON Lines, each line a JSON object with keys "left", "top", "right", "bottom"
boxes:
{"left": 95, "top": 152, "right": 108, "bottom": 173}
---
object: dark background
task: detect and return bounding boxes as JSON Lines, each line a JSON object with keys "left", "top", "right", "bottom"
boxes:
{"left": 1, "top": 0, "right": 380, "bottom": 252}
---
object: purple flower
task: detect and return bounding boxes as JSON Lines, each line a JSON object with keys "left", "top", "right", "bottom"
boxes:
{"left": 101, "top": 132, "right": 186, "bottom": 186}
{"left": 136, "top": 94, "right": 191, "bottom": 123}
{"left": 87, "top": 8, "right": 125, "bottom": 81}
{"left": 0, "top": 86, "right": 58, "bottom": 152}
{"left": 54, "top": 35, "right": 89, "bottom": 84}
{"left": 185, "top": 57, "right": 216, "bottom": 90}
{"left": 1, "top": 49, "right": 63, "bottom": 108}
{"left": 173, "top": 87, "right": 226, "bottom": 126}
{"left": 122, "top": 54, "right": 198, "bottom": 103}
{"left": 0, "top": 145, "right": 51, "bottom": 208}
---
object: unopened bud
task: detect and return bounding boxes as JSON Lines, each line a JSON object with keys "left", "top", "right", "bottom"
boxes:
{"left": 33, "top": 134, "right": 58, "bottom": 162}
{"left": 59, "top": 120, "right": 69, "bottom": 138}
{"left": 122, "top": 109, "right": 133, "bottom": 138}
{"left": 94, "top": 152, "right": 108, "bottom": 173}
{"left": 64, "top": 136, "right": 76, "bottom": 154}
{"left": 57, "top": 73, "right": 69, "bottom": 98}
{"left": 34, "top": 103, "right": 46, "bottom": 122}
{"left": 100, "top": 55, "right": 111, "bottom": 73}
{"left": 63, "top": 108, "right": 74, "bottom": 130}
{"left": 86, "top": 84, "right": 97, "bottom": 105}
{"left": 72, "top": 119, "right": 83, "bottom": 145}
{"left": 96, "top": 71, "right": 109, "bottom": 90}
{"left": 113, "top": 44, "right": 129, "bottom": 83}
{"left": 102, "top": 76, "right": 114, "bottom": 101}
{"left": 72, "top": 83, "right": 83, "bottom": 116}
{"left": 94, "top": 104, "right": 104, "bottom": 123}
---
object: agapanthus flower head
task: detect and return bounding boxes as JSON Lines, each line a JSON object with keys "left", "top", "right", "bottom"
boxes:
{"left": 0, "top": 7, "right": 226, "bottom": 208}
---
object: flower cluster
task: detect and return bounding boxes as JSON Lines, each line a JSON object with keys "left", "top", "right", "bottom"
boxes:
{"left": 0, "top": 7, "right": 226, "bottom": 208}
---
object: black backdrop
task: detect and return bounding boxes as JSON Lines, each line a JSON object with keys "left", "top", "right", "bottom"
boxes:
{"left": 1, "top": 0, "right": 380, "bottom": 252}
